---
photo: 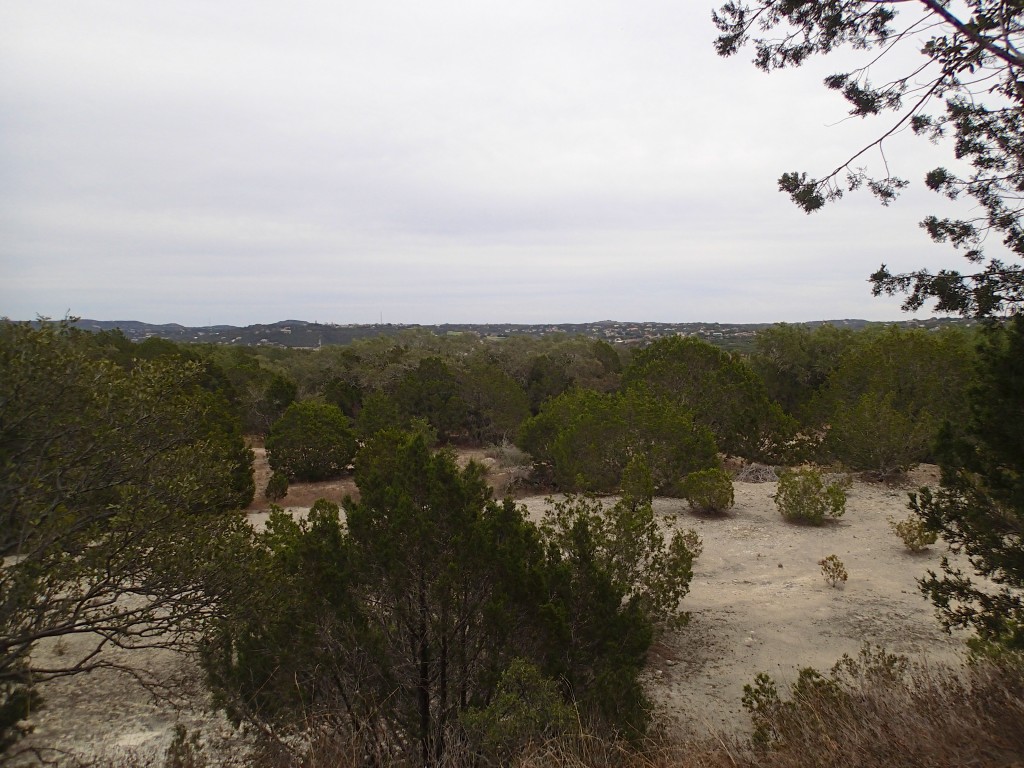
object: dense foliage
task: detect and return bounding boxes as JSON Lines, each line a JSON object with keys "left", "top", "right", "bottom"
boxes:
{"left": 392, "top": 357, "right": 468, "bottom": 442}
{"left": 622, "top": 336, "right": 796, "bottom": 462}
{"left": 751, "top": 323, "right": 859, "bottom": 419}
{"left": 518, "top": 386, "right": 719, "bottom": 494}
{"left": 265, "top": 400, "right": 357, "bottom": 481}
{"left": 204, "top": 433, "right": 698, "bottom": 763}
{"left": 912, "top": 316, "right": 1024, "bottom": 650}
{"left": 0, "top": 320, "right": 253, "bottom": 752}
{"left": 755, "top": 324, "right": 977, "bottom": 476}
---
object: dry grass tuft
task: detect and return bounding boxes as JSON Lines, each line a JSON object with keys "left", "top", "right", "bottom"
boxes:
{"left": 483, "top": 441, "right": 532, "bottom": 470}
{"left": 79, "top": 656, "right": 1024, "bottom": 768}
{"left": 733, "top": 463, "right": 779, "bottom": 483}
{"left": 741, "top": 654, "right": 1024, "bottom": 768}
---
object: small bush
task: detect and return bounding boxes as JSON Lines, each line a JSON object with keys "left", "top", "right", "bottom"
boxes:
{"left": 461, "top": 658, "right": 574, "bottom": 761}
{"left": 818, "top": 555, "right": 848, "bottom": 588}
{"left": 888, "top": 515, "right": 938, "bottom": 552}
{"left": 264, "top": 471, "right": 289, "bottom": 501}
{"left": 484, "top": 439, "right": 531, "bottom": 469}
{"left": 774, "top": 468, "right": 846, "bottom": 525}
{"left": 680, "top": 468, "right": 735, "bottom": 513}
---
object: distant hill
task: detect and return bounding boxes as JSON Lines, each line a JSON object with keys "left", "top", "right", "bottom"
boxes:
{"left": 66, "top": 316, "right": 974, "bottom": 351}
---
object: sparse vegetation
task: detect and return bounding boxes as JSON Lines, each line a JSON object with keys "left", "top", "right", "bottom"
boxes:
{"left": 818, "top": 555, "right": 848, "bottom": 588}
{"left": 7, "top": 318, "right": 1022, "bottom": 766}
{"left": 484, "top": 439, "right": 532, "bottom": 469}
{"left": 738, "top": 646, "right": 1024, "bottom": 768}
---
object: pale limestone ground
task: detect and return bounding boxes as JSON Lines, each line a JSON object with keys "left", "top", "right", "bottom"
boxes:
{"left": 14, "top": 466, "right": 968, "bottom": 762}
{"left": 645, "top": 467, "right": 965, "bottom": 737}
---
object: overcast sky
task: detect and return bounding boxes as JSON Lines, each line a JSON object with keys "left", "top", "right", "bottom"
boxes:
{"left": 0, "top": 1, "right": 980, "bottom": 326}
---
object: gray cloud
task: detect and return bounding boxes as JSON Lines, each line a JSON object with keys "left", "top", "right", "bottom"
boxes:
{"left": 0, "top": 0, "right": 977, "bottom": 325}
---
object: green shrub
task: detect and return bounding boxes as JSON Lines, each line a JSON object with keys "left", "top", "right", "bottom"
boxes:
{"left": 824, "top": 391, "right": 934, "bottom": 479}
{"left": 264, "top": 471, "right": 289, "bottom": 501}
{"left": 888, "top": 515, "right": 938, "bottom": 552}
{"left": 541, "top": 490, "right": 701, "bottom": 630}
{"left": 461, "top": 659, "right": 574, "bottom": 761}
{"left": 818, "top": 554, "right": 848, "bottom": 587}
{"left": 517, "top": 387, "right": 719, "bottom": 495}
{"left": 266, "top": 401, "right": 357, "bottom": 482}
{"left": 774, "top": 468, "right": 847, "bottom": 525}
{"left": 680, "top": 468, "right": 735, "bottom": 513}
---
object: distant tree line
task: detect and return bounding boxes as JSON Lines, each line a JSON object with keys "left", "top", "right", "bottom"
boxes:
{"left": 186, "top": 322, "right": 980, "bottom": 485}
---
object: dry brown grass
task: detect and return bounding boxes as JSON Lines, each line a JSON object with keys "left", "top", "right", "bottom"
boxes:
{"left": 106, "top": 654, "right": 1015, "bottom": 768}
{"left": 235, "top": 655, "right": 1024, "bottom": 768}
{"left": 732, "top": 463, "right": 779, "bottom": 483}
{"left": 737, "top": 653, "right": 1024, "bottom": 768}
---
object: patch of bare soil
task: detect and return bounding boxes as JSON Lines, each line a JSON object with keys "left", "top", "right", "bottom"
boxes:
{"left": 518, "top": 465, "right": 966, "bottom": 736}
{"left": 14, "top": 463, "right": 969, "bottom": 763}
{"left": 12, "top": 634, "right": 246, "bottom": 767}
{"left": 649, "top": 465, "right": 965, "bottom": 738}
{"left": 246, "top": 443, "right": 359, "bottom": 511}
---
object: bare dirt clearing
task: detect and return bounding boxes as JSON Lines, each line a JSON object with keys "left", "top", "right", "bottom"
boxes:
{"left": 15, "top": 463, "right": 968, "bottom": 763}
{"left": 670, "top": 468, "right": 965, "bottom": 735}
{"left": 519, "top": 464, "right": 966, "bottom": 736}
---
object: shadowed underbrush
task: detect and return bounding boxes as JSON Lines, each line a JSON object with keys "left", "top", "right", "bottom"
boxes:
{"left": 88, "top": 652, "right": 1023, "bottom": 768}
{"left": 733, "top": 650, "right": 1024, "bottom": 768}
